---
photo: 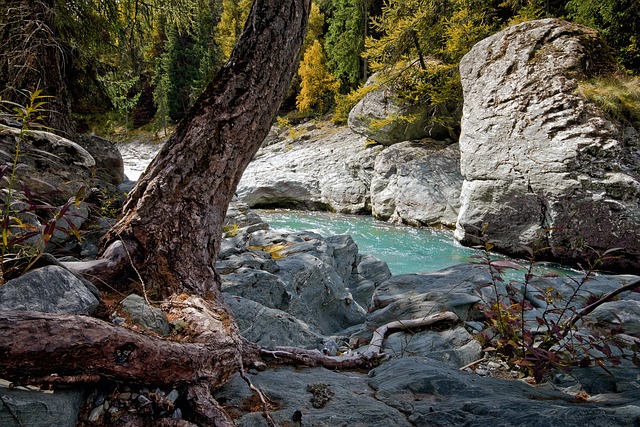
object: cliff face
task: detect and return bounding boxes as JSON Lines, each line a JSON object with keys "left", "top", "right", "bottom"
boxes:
{"left": 455, "top": 19, "right": 640, "bottom": 271}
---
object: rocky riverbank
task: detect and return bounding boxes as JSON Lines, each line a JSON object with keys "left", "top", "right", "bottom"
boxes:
{"left": 238, "top": 19, "right": 640, "bottom": 273}
{"left": 2, "top": 201, "right": 639, "bottom": 426}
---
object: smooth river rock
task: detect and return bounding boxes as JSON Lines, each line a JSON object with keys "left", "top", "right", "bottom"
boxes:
{"left": 0, "top": 125, "right": 95, "bottom": 205}
{"left": 455, "top": 18, "right": 640, "bottom": 271}
{"left": 0, "top": 265, "right": 99, "bottom": 315}
{"left": 214, "top": 357, "right": 640, "bottom": 426}
{"left": 238, "top": 124, "right": 463, "bottom": 227}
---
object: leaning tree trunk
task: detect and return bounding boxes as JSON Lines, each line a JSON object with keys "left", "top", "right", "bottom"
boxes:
{"left": 107, "top": 0, "right": 311, "bottom": 301}
{"left": 0, "top": 0, "right": 312, "bottom": 424}
{"left": 1, "top": 0, "right": 445, "bottom": 423}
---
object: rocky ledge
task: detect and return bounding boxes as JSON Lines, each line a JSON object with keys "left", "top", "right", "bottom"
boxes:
{"left": 237, "top": 124, "right": 462, "bottom": 227}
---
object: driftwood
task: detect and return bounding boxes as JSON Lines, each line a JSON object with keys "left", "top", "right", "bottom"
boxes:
{"left": 0, "top": 296, "right": 247, "bottom": 388}
{"left": 0, "top": 304, "right": 461, "bottom": 388}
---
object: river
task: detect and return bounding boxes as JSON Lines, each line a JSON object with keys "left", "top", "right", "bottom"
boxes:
{"left": 257, "top": 209, "right": 479, "bottom": 275}
{"left": 119, "top": 142, "right": 577, "bottom": 278}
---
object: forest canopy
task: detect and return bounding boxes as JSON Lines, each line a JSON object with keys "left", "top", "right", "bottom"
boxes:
{"left": 1, "top": 0, "right": 638, "bottom": 136}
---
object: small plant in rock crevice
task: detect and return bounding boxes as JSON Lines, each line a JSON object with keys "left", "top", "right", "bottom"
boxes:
{"left": 0, "top": 89, "right": 89, "bottom": 282}
{"left": 472, "top": 229, "right": 640, "bottom": 383}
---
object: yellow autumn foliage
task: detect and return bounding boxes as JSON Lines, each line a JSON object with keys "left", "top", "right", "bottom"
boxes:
{"left": 296, "top": 39, "right": 340, "bottom": 113}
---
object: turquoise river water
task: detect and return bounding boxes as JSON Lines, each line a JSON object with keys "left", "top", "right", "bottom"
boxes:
{"left": 257, "top": 209, "right": 581, "bottom": 279}
{"left": 258, "top": 209, "right": 481, "bottom": 275}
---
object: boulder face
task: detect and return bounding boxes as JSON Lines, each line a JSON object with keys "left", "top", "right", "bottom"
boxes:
{"left": 371, "top": 141, "right": 462, "bottom": 227}
{"left": 75, "top": 134, "right": 125, "bottom": 185}
{"left": 455, "top": 18, "right": 640, "bottom": 271}
{"left": 237, "top": 124, "right": 462, "bottom": 227}
{"left": 0, "top": 125, "right": 95, "bottom": 204}
{"left": 237, "top": 126, "right": 382, "bottom": 214}
{"left": 348, "top": 73, "right": 453, "bottom": 145}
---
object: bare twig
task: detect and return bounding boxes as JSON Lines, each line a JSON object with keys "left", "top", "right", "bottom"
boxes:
{"left": 459, "top": 356, "right": 487, "bottom": 371}
{"left": 239, "top": 369, "right": 277, "bottom": 427}
{"left": 564, "top": 277, "right": 640, "bottom": 331}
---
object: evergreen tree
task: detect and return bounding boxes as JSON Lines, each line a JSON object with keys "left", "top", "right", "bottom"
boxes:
{"left": 362, "top": 0, "right": 496, "bottom": 138}
{"left": 567, "top": 0, "right": 640, "bottom": 74}
{"left": 302, "top": 2, "right": 326, "bottom": 55}
{"left": 217, "top": 0, "right": 253, "bottom": 60}
{"left": 325, "top": 0, "right": 366, "bottom": 92}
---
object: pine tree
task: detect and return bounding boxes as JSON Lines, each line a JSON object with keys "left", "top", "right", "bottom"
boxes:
{"left": 302, "top": 2, "right": 326, "bottom": 55}
{"left": 363, "top": 0, "right": 496, "bottom": 138}
{"left": 325, "top": 0, "right": 365, "bottom": 92}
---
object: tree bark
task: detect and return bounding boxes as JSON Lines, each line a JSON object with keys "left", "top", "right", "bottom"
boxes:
{"left": 106, "top": 0, "right": 312, "bottom": 301}
{"left": 0, "top": 296, "right": 243, "bottom": 388}
{"left": 1, "top": 0, "right": 312, "bottom": 424}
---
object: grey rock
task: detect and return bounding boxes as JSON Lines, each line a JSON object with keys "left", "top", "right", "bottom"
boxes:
{"left": 218, "top": 234, "right": 247, "bottom": 259}
{"left": 347, "top": 254, "right": 392, "bottom": 308}
{"left": 325, "top": 235, "right": 359, "bottom": 281}
{"left": 221, "top": 268, "right": 290, "bottom": 310}
{"left": 348, "top": 72, "right": 454, "bottom": 144}
{"left": 75, "top": 134, "right": 125, "bottom": 185}
{"left": 237, "top": 126, "right": 381, "bottom": 213}
{"left": 216, "top": 251, "right": 279, "bottom": 275}
{"left": 165, "top": 389, "right": 180, "bottom": 404}
{"left": 119, "top": 294, "right": 170, "bottom": 335}
{"left": 0, "top": 385, "right": 85, "bottom": 427}
{"left": 224, "top": 202, "right": 264, "bottom": 229}
{"left": 225, "top": 294, "right": 327, "bottom": 349}
{"left": 455, "top": 19, "right": 640, "bottom": 270}
{"left": 245, "top": 228, "right": 308, "bottom": 247}
{"left": 88, "top": 404, "right": 105, "bottom": 422}
{"left": 524, "top": 273, "right": 640, "bottom": 311}
{"left": 586, "top": 300, "right": 640, "bottom": 336}
{"left": 355, "top": 254, "right": 392, "bottom": 284}
{"left": 371, "top": 142, "right": 462, "bottom": 227}
{"left": 368, "top": 264, "right": 491, "bottom": 327}
{"left": 275, "top": 253, "right": 366, "bottom": 334}
{"left": 214, "top": 365, "right": 414, "bottom": 427}
{"left": 0, "top": 125, "right": 95, "bottom": 204}
{"left": 368, "top": 357, "right": 640, "bottom": 426}
{"left": 117, "top": 180, "right": 136, "bottom": 195}
{"left": 0, "top": 265, "right": 99, "bottom": 315}
{"left": 382, "top": 326, "right": 483, "bottom": 368}
{"left": 214, "top": 358, "right": 640, "bottom": 426}
{"left": 239, "top": 123, "right": 461, "bottom": 228}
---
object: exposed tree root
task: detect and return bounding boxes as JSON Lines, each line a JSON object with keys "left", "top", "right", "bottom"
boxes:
{"left": 259, "top": 311, "right": 461, "bottom": 369}
{"left": 62, "top": 239, "right": 141, "bottom": 291}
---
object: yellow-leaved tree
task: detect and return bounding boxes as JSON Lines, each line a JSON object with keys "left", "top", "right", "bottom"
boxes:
{"left": 302, "top": 1, "right": 325, "bottom": 57}
{"left": 296, "top": 39, "right": 339, "bottom": 113}
{"left": 216, "top": 0, "right": 253, "bottom": 59}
